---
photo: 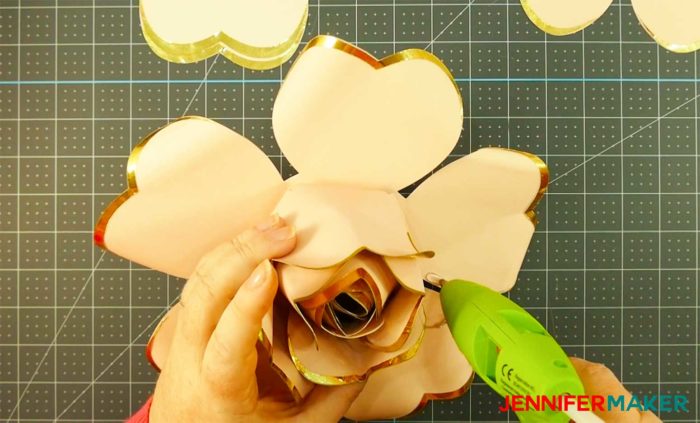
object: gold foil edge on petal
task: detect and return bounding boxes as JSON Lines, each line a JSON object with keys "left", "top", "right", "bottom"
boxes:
{"left": 407, "top": 232, "right": 435, "bottom": 259}
{"left": 299, "top": 269, "right": 378, "bottom": 311}
{"left": 520, "top": 0, "right": 699, "bottom": 53}
{"left": 519, "top": 0, "right": 603, "bottom": 36}
{"left": 302, "top": 35, "right": 463, "bottom": 113}
{"left": 258, "top": 327, "right": 305, "bottom": 403}
{"left": 363, "top": 295, "right": 423, "bottom": 352}
{"left": 288, "top": 311, "right": 427, "bottom": 386}
{"left": 93, "top": 116, "right": 207, "bottom": 249}
{"left": 139, "top": 2, "right": 308, "bottom": 69}
{"left": 276, "top": 246, "right": 433, "bottom": 272}
{"left": 635, "top": 19, "right": 700, "bottom": 54}
{"left": 304, "top": 268, "right": 385, "bottom": 339}
{"left": 488, "top": 147, "right": 549, "bottom": 226}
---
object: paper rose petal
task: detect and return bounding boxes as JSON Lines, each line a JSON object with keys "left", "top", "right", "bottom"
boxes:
{"left": 383, "top": 256, "right": 426, "bottom": 294}
{"left": 521, "top": 0, "right": 700, "bottom": 52}
{"left": 287, "top": 306, "right": 425, "bottom": 385}
{"left": 632, "top": 0, "right": 700, "bottom": 53}
{"left": 345, "top": 291, "right": 473, "bottom": 420}
{"left": 274, "top": 184, "right": 427, "bottom": 269}
{"left": 278, "top": 253, "right": 424, "bottom": 344}
{"left": 261, "top": 301, "right": 314, "bottom": 401}
{"left": 405, "top": 148, "right": 548, "bottom": 292}
{"left": 277, "top": 262, "right": 340, "bottom": 304}
{"left": 272, "top": 36, "right": 463, "bottom": 191}
{"left": 364, "top": 289, "right": 423, "bottom": 351}
{"left": 94, "top": 36, "right": 545, "bottom": 420}
{"left": 140, "top": 0, "right": 308, "bottom": 69}
{"left": 520, "top": 0, "right": 612, "bottom": 35}
{"left": 95, "top": 117, "right": 285, "bottom": 278}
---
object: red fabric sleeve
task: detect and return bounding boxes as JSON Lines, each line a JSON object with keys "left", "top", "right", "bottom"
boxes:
{"left": 125, "top": 396, "right": 153, "bottom": 423}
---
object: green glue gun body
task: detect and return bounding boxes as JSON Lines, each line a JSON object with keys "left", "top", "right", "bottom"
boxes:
{"left": 439, "top": 280, "right": 603, "bottom": 423}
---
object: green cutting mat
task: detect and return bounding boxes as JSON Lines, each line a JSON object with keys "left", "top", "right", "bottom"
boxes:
{"left": 0, "top": 0, "right": 698, "bottom": 422}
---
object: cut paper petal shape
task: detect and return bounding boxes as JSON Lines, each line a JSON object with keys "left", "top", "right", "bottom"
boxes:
{"left": 278, "top": 252, "right": 424, "bottom": 347}
{"left": 405, "top": 148, "right": 548, "bottom": 292}
{"left": 287, "top": 306, "right": 425, "bottom": 385}
{"left": 261, "top": 300, "right": 315, "bottom": 401}
{"left": 274, "top": 184, "right": 424, "bottom": 268}
{"left": 95, "top": 117, "right": 285, "bottom": 279}
{"left": 384, "top": 256, "right": 426, "bottom": 294}
{"left": 520, "top": 0, "right": 612, "bottom": 36}
{"left": 521, "top": 0, "right": 700, "bottom": 52}
{"left": 140, "top": 0, "right": 308, "bottom": 69}
{"left": 277, "top": 262, "right": 340, "bottom": 305}
{"left": 345, "top": 291, "right": 473, "bottom": 420}
{"left": 364, "top": 289, "right": 423, "bottom": 352}
{"left": 297, "top": 252, "right": 396, "bottom": 340}
{"left": 93, "top": 36, "right": 547, "bottom": 421}
{"left": 632, "top": 0, "right": 700, "bottom": 53}
{"left": 273, "top": 36, "right": 463, "bottom": 191}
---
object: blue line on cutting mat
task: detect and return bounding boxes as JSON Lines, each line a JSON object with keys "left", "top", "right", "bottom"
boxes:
{"left": 2, "top": 77, "right": 700, "bottom": 85}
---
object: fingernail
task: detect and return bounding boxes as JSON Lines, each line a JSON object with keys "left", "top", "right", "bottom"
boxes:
{"left": 255, "top": 214, "right": 280, "bottom": 232}
{"left": 247, "top": 260, "right": 272, "bottom": 289}
{"left": 265, "top": 224, "right": 295, "bottom": 241}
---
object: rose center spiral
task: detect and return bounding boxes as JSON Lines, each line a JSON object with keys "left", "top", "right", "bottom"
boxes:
{"left": 298, "top": 252, "right": 397, "bottom": 339}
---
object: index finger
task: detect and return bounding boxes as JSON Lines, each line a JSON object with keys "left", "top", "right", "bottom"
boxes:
{"left": 176, "top": 215, "right": 296, "bottom": 354}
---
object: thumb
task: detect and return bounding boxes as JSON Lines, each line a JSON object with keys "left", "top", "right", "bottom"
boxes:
{"left": 298, "top": 383, "right": 365, "bottom": 423}
{"left": 570, "top": 357, "right": 661, "bottom": 422}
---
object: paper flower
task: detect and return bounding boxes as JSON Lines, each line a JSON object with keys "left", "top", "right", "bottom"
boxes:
{"left": 521, "top": 0, "right": 700, "bottom": 52}
{"left": 139, "top": 0, "right": 308, "bottom": 69}
{"left": 95, "top": 36, "right": 548, "bottom": 420}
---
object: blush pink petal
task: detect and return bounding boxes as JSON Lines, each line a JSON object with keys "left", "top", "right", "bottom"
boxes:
{"left": 520, "top": 0, "right": 612, "bottom": 35}
{"left": 140, "top": 0, "right": 308, "bottom": 68}
{"left": 278, "top": 253, "right": 425, "bottom": 349}
{"left": 364, "top": 288, "right": 423, "bottom": 351}
{"left": 383, "top": 255, "right": 426, "bottom": 294}
{"left": 632, "top": 0, "right": 700, "bottom": 53}
{"left": 272, "top": 37, "right": 463, "bottom": 191}
{"left": 274, "top": 184, "right": 424, "bottom": 269}
{"left": 522, "top": 0, "right": 700, "bottom": 53}
{"left": 261, "top": 303, "right": 314, "bottom": 400}
{"left": 276, "top": 262, "right": 340, "bottom": 305}
{"left": 287, "top": 305, "right": 425, "bottom": 385}
{"left": 405, "top": 148, "right": 548, "bottom": 292}
{"left": 345, "top": 290, "right": 473, "bottom": 420}
{"left": 96, "top": 117, "right": 285, "bottom": 279}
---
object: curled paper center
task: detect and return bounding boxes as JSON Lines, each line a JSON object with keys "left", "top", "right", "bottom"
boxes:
{"left": 298, "top": 253, "right": 397, "bottom": 339}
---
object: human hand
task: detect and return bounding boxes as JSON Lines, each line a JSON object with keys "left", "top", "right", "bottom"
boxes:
{"left": 149, "top": 215, "right": 364, "bottom": 423}
{"left": 570, "top": 357, "right": 661, "bottom": 422}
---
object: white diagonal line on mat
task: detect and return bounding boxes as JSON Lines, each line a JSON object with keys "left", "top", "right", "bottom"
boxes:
{"left": 50, "top": 4, "right": 486, "bottom": 418}
{"left": 425, "top": 0, "right": 477, "bottom": 50}
{"left": 550, "top": 93, "right": 700, "bottom": 185}
{"left": 6, "top": 53, "right": 220, "bottom": 423}
{"left": 53, "top": 297, "right": 180, "bottom": 422}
